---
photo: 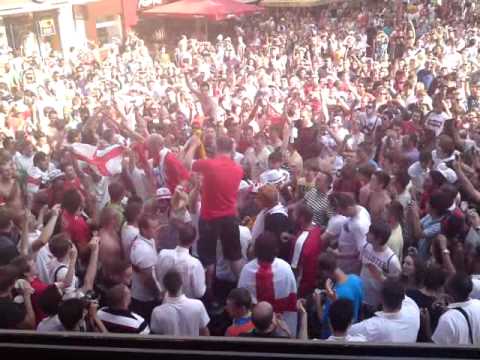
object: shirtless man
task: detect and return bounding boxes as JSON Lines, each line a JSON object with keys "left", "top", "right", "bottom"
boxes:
{"left": 0, "top": 157, "right": 23, "bottom": 212}
{"left": 98, "top": 207, "right": 124, "bottom": 275}
{"left": 184, "top": 73, "right": 217, "bottom": 122}
{"left": 361, "top": 170, "right": 391, "bottom": 221}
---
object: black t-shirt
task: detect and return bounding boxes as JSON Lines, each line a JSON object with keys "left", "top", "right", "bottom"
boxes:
{"left": 406, "top": 288, "right": 442, "bottom": 342}
{"left": 0, "top": 297, "right": 26, "bottom": 329}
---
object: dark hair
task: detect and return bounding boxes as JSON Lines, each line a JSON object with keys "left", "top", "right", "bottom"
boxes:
{"left": 419, "top": 150, "right": 433, "bottom": 164}
{"left": 268, "top": 150, "right": 283, "bottom": 164}
{"left": 177, "top": 223, "right": 197, "bottom": 247}
{"left": 423, "top": 264, "right": 446, "bottom": 291}
{"left": 49, "top": 233, "right": 72, "bottom": 259}
{"left": 388, "top": 200, "right": 404, "bottom": 223}
{"left": 0, "top": 265, "right": 19, "bottom": 292}
{"left": 357, "top": 164, "right": 376, "bottom": 180}
{"left": 381, "top": 278, "right": 405, "bottom": 311}
{"left": 369, "top": 220, "right": 392, "bottom": 246}
{"left": 61, "top": 189, "right": 82, "bottom": 214}
{"left": 108, "top": 182, "right": 125, "bottom": 203}
{"left": 125, "top": 199, "right": 143, "bottom": 223}
{"left": 318, "top": 171, "right": 333, "bottom": 187}
{"left": 394, "top": 171, "right": 410, "bottom": 191}
{"left": 295, "top": 203, "right": 313, "bottom": 224}
{"left": 318, "top": 252, "right": 337, "bottom": 273}
{"left": 216, "top": 136, "right": 234, "bottom": 153}
{"left": 58, "top": 298, "right": 86, "bottom": 330}
{"left": 254, "top": 232, "right": 278, "bottom": 263}
{"left": 428, "top": 189, "right": 451, "bottom": 215}
{"left": 429, "top": 170, "right": 447, "bottom": 188}
{"left": 10, "top": 255, "right": 32, "bottom": 276}
{"left": 438, "top": 135, "right": 455, "bottom": 157}
{"left": 106, "top": 284, "right": 127, "bottom": 308}
{"left": 445, "top": 272, "right": 473, "bottom": 302}
{"left": 227, "top": 288, "right": 252, "bottom": 310}
{"left": 329, "top": 299, "right": 354, "bottom": 333}
{"left": 0, "top": 207, "right": 13, "bottom": 230}
{"left": 373, "top": 170, "right": 391, "bottom": 188}
{"left": 33, "top": 151, "right": 48, "bottom": 167}
{"left": 334, "top": 192, "right": 356, "bottom": 209}
{"left": 38, "top": 285, "right": 63, "bottom": 316}
{"left": 163, "top": 269, "right": 183, "bottom": 296}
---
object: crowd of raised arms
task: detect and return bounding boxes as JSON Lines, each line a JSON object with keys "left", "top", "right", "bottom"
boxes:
{"left": 0, "top": 0, "right": 479, "bottom": 345}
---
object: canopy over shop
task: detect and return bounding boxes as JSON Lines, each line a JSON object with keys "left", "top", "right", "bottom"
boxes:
{"left": 139, "top": 0, "right": 263, "bottom": 44}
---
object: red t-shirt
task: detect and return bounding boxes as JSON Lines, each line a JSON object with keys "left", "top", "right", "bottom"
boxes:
{"left": 291, "top": 226, "right": 324, "bottom": 297}
{"left": 164, "top": 152, "right": 190, "bottom": 192}
{"left": 192, "top": 155, "right": 243, "bottom": 220}
{"left": 62, "top": 210, "right": 91, "bottom": 251}
{"left": 30, "top": 277, "right": 49, "bottom": 324}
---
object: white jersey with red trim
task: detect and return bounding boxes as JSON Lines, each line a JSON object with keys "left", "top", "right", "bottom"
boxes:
{"left": 238, "top": 257, "right": 298, "bottom": 336}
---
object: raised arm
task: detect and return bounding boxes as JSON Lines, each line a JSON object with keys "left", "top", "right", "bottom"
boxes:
{"left": 30, "top": 204, "right": 61, "bottom": 254}
{"left": 81, "top": 235, "right": 100, "bottom": 292}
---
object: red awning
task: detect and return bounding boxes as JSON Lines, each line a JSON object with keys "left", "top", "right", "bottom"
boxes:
{"left": 141, "top": 0, "right": 264, "bottom": 21}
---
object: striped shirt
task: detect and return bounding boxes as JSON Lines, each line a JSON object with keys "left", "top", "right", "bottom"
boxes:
{"left": 304, "top": 189, "right": 333, "bottom": 227}
{"left": 97, "top": 307, "right": 150, "bottom": 334}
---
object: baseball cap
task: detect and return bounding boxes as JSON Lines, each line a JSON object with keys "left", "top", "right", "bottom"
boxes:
{"left": 156, "top": 187, "right": 172, "bottom": 200}
{"left": 259, "top": 169, "right": 287, "bottom": 185}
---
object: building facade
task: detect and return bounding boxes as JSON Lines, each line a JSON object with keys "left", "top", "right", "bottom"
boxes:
{"left": 0, "top": 0, "right": 138, "bottom": 57}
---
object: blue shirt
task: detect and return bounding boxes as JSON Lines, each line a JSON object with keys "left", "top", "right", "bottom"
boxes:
{"left": 321, "top": 275, "right": 364, "bottom": 339}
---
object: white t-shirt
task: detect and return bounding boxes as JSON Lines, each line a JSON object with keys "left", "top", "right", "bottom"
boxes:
{"left": 121, "top": 224, "right": 139, "bottom": 260}
{"left": 425, "top": 111, "right": 449, "bottom": 136}
{"left": 155, "top": 246, "right": 206, "bottom": 299}
{"left": 150, "top": 294, "right": 210, "bottom": 336}
{"left": 326, "top": 334, "right": 367, "bottom": 342}
{"left": 408, "top": 161, "right": 429, "bottom": 192}
{"left": 130, "top": 234, "right": 157, "bottom": 302}
{"left": 360, "top": 244, "right": 402, "bottom": 308}
{"left": 432, "top": 299, "right": 480, "bottom": 345}
{"left": 471, "top": 276, "right": 480, "bottom": 300}
{"left": 348, "top": 296, "right": 420, "bottom": 343}
{"left": 337, "top": 206, "right": 371, "bottom": 274}
{"left": 36, "top": 245, "right": 53, "bottom": 284}
{"left": 325, "top": 214, "right": 348, "bottom": 240}
{"left": 37, "top": 315, "right": 64, "bottom": 332}
{"left": 93, "top": 177, "right": 110, "bottom": 215}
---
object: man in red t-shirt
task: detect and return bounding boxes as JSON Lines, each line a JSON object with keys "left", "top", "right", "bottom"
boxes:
{"left": 191, "top": 136, "right": 244, "bottom": 294}
{"left": 291, "top": 204, "right": 325, "bottom": 297}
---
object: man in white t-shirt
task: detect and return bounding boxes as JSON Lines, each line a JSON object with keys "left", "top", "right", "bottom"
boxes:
{"left": 121, "top": 199, "right": 143, "bottom": 259}
{"left": 348, "top": 278, "right": 420, "bottom": 343}
{"left": 155, "top": 223, "right": 206, "bottom": 299}
{"left": 130, "top": 216, "right": 159, "bottom": 322}
{"left": 432, "top": 273, "right": 480, "bottom": 345}
{"left": 334, "top": 193, "right": 371, "bottom": 274}
{"left": 424, "top": 96, "right": 450, "bottom": 136}
{"left": 151, "top": 269, "right": 210, "bottom": 336}
{"left": 360, "top": 220, "right": 402, "bottom": 314}
{"left": 327, "top": 299, "right": 366, "bottom": 342}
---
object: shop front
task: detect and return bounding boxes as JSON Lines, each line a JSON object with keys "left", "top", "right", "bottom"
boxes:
{"left": 0, "top": 0, "right": 93, "bottom": 57}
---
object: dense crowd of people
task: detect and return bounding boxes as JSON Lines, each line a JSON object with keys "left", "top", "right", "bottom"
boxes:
{"left": 0, "top": 0, "right": 480, "bottom": 345}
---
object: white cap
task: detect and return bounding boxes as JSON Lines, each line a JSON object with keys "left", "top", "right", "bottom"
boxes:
{"left": 156, "top": 187, "right": 172, "bottom": 200}
{"left": 436, "top": 163, "right": 458, "bottom": 184}
{"left": 259, "top": 169, "right": 286, "bottom": 185}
